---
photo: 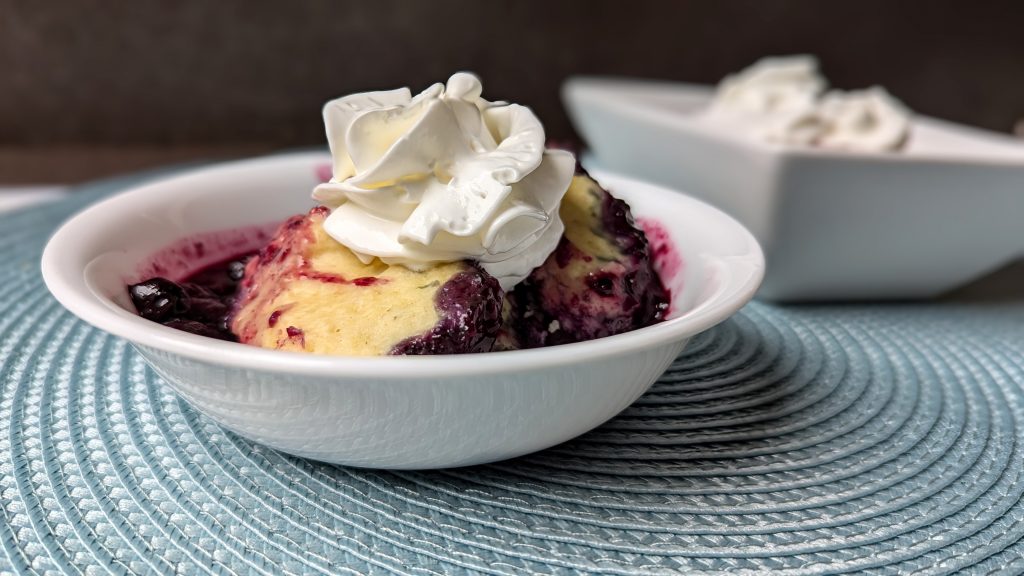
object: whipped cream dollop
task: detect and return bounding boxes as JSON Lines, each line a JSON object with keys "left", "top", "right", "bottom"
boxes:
{"left": 313, "top": 73, "right": 575, "bottom": 290}
{"left": 709, "top": 55, "right": 824, "bottom": 119}
{"left": 707, "top": 55, "right": 911, "bottom": 151}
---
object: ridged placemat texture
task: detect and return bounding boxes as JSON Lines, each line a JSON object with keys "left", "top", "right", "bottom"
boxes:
{"left": 2, "top": 172, "right": 1024, "bottom": 574}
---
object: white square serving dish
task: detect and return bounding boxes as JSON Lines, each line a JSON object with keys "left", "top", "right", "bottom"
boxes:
{"left": 564, "top": 76, "right": 1024, "bottom": 301}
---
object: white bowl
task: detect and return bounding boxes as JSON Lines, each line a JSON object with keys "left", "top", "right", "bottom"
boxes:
{"left": 41, "top": 152, "right": 763, "bottom": 469}
{"left": 563, "top": 76, "right": 1024, "bottom": 301}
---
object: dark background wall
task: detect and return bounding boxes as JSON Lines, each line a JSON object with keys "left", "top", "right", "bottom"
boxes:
{"left": 2, "top": 0, "right": 1024, "bottom": 179}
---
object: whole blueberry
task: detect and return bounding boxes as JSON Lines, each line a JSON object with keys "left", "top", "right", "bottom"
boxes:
{"left": 227, "top": 260, "right": 246, "bottom": 281}
{"left": 128, "top": 278, "right": 189, "bottom": 322}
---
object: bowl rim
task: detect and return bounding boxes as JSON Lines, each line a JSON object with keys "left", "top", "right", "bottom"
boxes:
{"left": 41, "top": 152, "right": 764, "bottom": 378}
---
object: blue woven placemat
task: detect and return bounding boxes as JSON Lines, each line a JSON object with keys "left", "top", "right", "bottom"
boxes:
{"left": 3, "top": 171, "right": 1024, "bottom": 575}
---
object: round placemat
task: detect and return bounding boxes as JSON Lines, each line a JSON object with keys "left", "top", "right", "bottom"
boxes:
{"left": 2, "top": 171, "right": 1024, "bottom": 574}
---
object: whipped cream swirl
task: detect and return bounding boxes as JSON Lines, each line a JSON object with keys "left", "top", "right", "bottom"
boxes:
{"left": 707, "top": 55, "right": 911, "bottom": 151}
{"left": 709, "top": 55, "right": 824, "bottom": 119}
{"left": 313, "top": 73, "right": 575, "bottom": 290}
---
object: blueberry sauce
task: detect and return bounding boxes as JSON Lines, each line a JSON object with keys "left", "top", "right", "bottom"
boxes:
{"left": 508, "top": 178, "right": 670, "bottom": 349}
{"left": 128, "top": 253, "right": 255, "bottom": 341}
{"left": 586, "top": 273, "right": 617, "bottom": 297}
{"left": 636, "top": 217, "right": 684, "bottom": 285}
{"left": 284, "top": 326, "right": 306, "bottom": 348}
{"left": 268, "top": 309, "right": 284, "bottom": 328}
{"left": 297, "top": 271, "right": 388, "bottom": 286}
{"left": 389, "top": 268, "right": 504, "bottom": 355}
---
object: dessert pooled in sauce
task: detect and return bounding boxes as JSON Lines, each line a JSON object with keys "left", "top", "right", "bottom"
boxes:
{"left": 128, "top": 73, "right": 669, "bottom": 355}
{"left": 505, "top": 173, "right": 669, "bottom": 349}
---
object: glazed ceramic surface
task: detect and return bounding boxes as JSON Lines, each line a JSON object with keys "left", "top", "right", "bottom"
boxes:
{"left": 563, "top": 77, "right": 1024, "bottom": 301}
{"left": 42, "top": 152, "right": 763, "bottom": 468}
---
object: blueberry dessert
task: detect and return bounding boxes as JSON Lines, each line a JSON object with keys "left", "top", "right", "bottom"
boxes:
{"left": 230, "top": 206, "right": 503, "bottom": 355}
{"left": 127, "top": 73, "right": 671, "bottom": 356}
{"left": 505, "top": 174, "right": 669, "bottom": 349}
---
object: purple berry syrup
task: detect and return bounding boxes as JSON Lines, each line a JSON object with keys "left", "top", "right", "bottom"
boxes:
{"left": 128, "top": 254, "right": 255, "bottom": 341}
{"left": 389, "top": 268, "right": 504, "bottom": 355}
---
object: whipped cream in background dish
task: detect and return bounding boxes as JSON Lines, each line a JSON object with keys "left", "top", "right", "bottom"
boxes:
{"left": 313, "top": 72, "right": 575, "bottom": 290}
{"left": 706, "top": 55, "right": 912, "bottom": 151}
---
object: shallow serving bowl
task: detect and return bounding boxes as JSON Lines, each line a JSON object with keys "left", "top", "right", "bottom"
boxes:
{"left": 41, "top": 151, "right": 763, "bottom": 469}
{"left": 564, "top": 76, "right": 1024, "bottom": 301}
